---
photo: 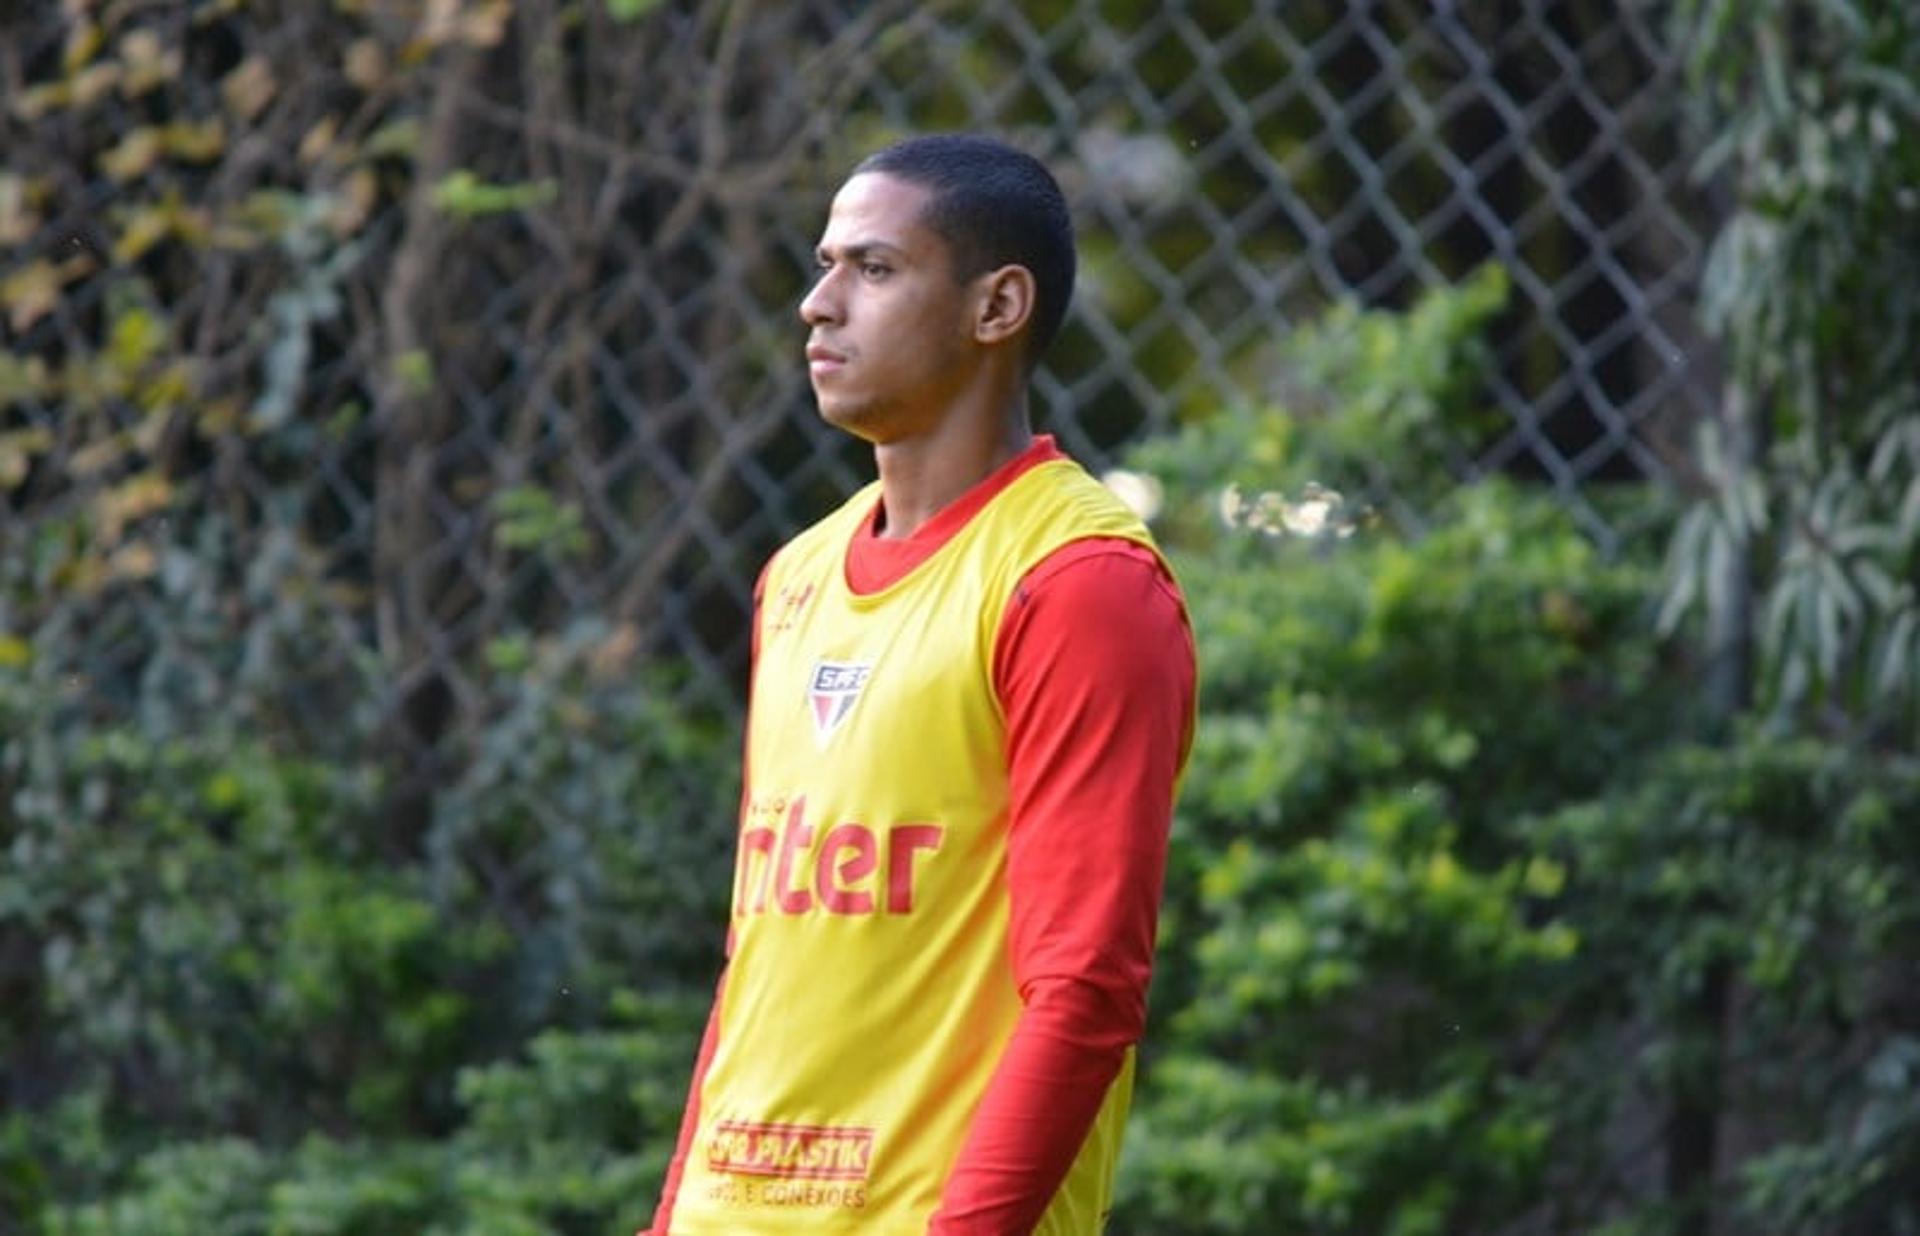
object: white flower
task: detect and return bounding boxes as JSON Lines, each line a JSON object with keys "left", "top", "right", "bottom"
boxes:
{"left": 1220, "top": 481, "right": 1360, "bottom": 539}
{"left": 1288, "top": 484, "right": 1354, "bottom": 538}
{"left": 1218, "top": 483, "right": 1245, "bottom": 529}
{"left": 1281, "top": 496, "right": 1333, "bottom": 536}
{"left": 1101, "top": 469, "right": 1163, "bottom": 522}
{"left": 1870, "top": 107, "right": 1895, "bottom": 148}
{"left": 1250, "top": 490, "right": 1290, "bottom": 537}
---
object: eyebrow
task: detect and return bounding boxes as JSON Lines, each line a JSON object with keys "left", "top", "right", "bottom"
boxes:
{"left": 815, "top": 241, "right": 907, "bottom": 263}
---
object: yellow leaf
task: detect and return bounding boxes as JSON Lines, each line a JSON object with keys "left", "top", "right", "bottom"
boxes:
{"left": 0, "top": 354, "right": 51, "bottom": 405}
{"left": 197, "top": 398, "right": 243, "bottom": 434}
{"left": 57, "top": 554, "right": 108, "bottom": 598}
{"left": 96, "top": 471, "right": 175, "bottom": 544}
{"left": 70, "top": 434, "right": 129, "bottom": 479}
{"left": 221, "top": 55, "right": 276, "bottom": 120}
{"left": 328, "top": 168, "right": 378, "bottom": 237}
{"left": 11, "top": 82, "right": 69, "bottom": 122}
{"left": 132, "top": 405, "right": 170, "bottom": 453}
{"left": 461, "top": 0, "right": 510, "bottom": 46}
{"left": 69, "top": 61, "right": 122, "bottom": 108}
{"left": 109, "top": 305, "right": 167, "bottom": 371}
{"left": 0, "top": 634, "right": 31, "bottom": 669}
{"left": 2, "top": 261, "right": 63, "bottom": 333}
{"left": 120, "top": 28, "right": 163, "bottom": 78}
{"left": 232, "top": 189, "right": 297, "bottom": 233}
{"left": 162, "top": 117, "right": 226, "bottom": 162}
{"left": 345, "top": 38, "right": 387, "bottom": 90}
{"left": 64, "top": 352, "right": 128, "bottom": 411}
{"left": 210, "top": 220, "right": 266, "bottom": 250}
{"left": 0, "top": 429, "right": 54, "bottom": 490}
{"left": 120, "top": 29, "right": 183, "bottom": 97}
{"left": 138, "top": 361, "right": 195, "bottom": 413}
{"left": 119, "top": 27, "right": 161, "bottom": 58}
{"left": 64, "top": 20, "right": 104, "bottom": 73}
{"left": 168, "top": 204, "right": 212, "bottom": 246}
{"left": 396, "top": 37, "right": 435, "bottom": 69}
{"left": 108, "top": 542, "right": 159, "bottom": 582}
{"left": 422, "top": 0, "right": 461, "bottom": 43}
{"left": 0, "top": 174, "right": 38, "bottom": 246}
{"left": 299, "top": 115, "right": 339, "bottom": 165}
{"left": 363, "top": 117, "right": 420, "bottom": 159}
{"left": 114, "top": 205, "right": 173, "bottom": 262}
{"left": 99, "top": 126, "right": 163, "bottom": 182}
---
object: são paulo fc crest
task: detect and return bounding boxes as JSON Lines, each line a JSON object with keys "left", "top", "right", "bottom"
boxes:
{"left": 808, "top": 660, "right": 872, "bottom": 745}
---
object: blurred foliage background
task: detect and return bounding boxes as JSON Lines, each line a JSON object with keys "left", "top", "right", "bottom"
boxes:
{"left": 2, "top": 1, "right": 1918, "bottom": 1233}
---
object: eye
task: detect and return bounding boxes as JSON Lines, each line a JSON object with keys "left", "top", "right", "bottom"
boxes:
{"left": 860, "top": 262, "right": 890, "bottom": 280}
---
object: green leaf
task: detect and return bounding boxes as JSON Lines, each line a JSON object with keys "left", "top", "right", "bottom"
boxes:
{"left": 607, "top": 0, "right": 666, "bottom": 20}
{"left": 430, "top": 171, "right": 558, "bottom": 220}
{"left": 390, "top": 348, "right": 434, "bottom": 396}
{"left": 491, "top": 484, "right": 589, "bottom": 557}
{"left": 108, "top": 304, "right": 166, "bottom": 372}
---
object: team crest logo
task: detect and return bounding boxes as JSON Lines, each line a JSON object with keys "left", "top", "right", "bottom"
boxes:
{"left": 808, "top": 660, "right": 872, "bottom": 745}
{"left": 769, "top": 582, "right": 815, "bottom": 635}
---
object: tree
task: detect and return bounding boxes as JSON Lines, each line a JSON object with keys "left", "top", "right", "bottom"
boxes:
{"left": 1654, "top": 4, "right": 1920, "bottom": 1229}
{"left": 1664, "top": 0, "right": 1920, "bottom": 732}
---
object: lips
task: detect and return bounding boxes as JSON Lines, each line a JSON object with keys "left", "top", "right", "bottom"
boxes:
{"left": 806, "top": 343, "right": 847, "bottom": 376}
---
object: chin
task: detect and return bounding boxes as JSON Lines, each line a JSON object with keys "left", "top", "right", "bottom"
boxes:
{"left": 815, "top": 395, "right": 890, "bottom": 443}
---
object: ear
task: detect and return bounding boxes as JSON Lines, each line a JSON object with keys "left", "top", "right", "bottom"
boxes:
{"left": 972, "top": 264, "right": 1036, "bottom": 350}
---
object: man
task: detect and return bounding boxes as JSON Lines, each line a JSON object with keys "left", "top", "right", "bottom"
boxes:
{"left": 647, "top": 134, "right": 1195, "bottom": 1236}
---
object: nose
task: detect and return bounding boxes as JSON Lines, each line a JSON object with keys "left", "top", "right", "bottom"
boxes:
{"left": 799, "top": 268, "right": 840, "bottom": 326}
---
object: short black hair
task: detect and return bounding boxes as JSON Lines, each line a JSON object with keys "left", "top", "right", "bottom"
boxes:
{"left": 854, "top": 133, "right": 1075, "bottom": 365}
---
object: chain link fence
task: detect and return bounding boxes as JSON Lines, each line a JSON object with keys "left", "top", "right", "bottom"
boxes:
{"left": 2, "top": 0, "right": 1719, "bottom": 754}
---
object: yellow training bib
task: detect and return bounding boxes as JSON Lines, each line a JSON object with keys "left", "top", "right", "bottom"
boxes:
{"left": 665, "top": 458, "right": 1161, "bottom": 1235}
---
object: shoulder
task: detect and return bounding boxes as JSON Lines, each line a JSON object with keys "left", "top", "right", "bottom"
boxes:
{"left": 974, "top": 461, "right": 1167, "bottom": 614}
{"left": 993, "top": 536, "right": 1192, "bottom": 695}
{"left": 1009, "top": 537, "right": 1186, "bottom": 622}
{"left": 1015, "top": 459, "right": 1152, "bottom": 533}
{"left": 991, "top": 535, "right": 1196, "bottom": 761}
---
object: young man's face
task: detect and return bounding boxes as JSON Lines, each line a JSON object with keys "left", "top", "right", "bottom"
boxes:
{"left": 799, "top": 172, "right": 978, "bottom": 443}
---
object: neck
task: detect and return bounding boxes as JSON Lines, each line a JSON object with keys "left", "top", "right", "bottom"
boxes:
{"left": 872, "top": 392, "right": 1030, "bottom": 540}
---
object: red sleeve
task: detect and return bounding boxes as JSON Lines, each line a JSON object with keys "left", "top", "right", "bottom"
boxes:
{"left": 929, "top": 539, "right": 1196, "bottom": 1234}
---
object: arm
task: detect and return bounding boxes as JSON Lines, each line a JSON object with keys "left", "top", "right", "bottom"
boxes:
{"left": 929, "top": 540, "right": 1196, "bottom": 1235}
